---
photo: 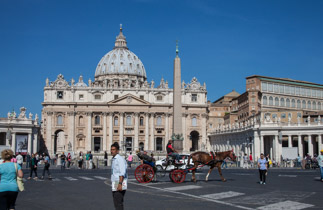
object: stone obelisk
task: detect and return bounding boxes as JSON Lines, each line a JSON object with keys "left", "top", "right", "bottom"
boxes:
{"left": 172, "top": 41, "right": 183, "bottom": 151}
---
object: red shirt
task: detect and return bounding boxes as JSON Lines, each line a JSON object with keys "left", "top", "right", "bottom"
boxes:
{"left": 249, "top": 155, "right": 253, "bottom": 161}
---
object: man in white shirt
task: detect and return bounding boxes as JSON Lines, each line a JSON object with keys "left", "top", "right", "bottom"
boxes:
{"left": 318, "top": 149, "right": 323, "bottom": 182}
{"left": 16, "top": 152, "right": 23, "bottom": 168}
{"left": 111, "top": 142, "right": 127, "bottom": 210}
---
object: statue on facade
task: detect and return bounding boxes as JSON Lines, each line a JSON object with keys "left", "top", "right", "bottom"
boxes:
{"left": 71, "top": 78, "right": 75, "bottom": 86}
{"left": 143, "top": 81, "right": 148, "bottom": 88}
{"left": 7, "top": 112, "right": 11, "bottom": 119}
{"left": 46, "top": 78, "right": 49, "bottom": 86}
{"left": 18, "top": 107, "right": 27, "bottom": 119}
{"left": 135, "top": 79, "right": 139, "bottom": 88}
{"left": 68, "top": 142, "right": 72, "bottom": 151}
{"left": 165, "top": 80, "right": 168, "bottom": 89}
{"left": 88, "top": 78, "right": 92, "bottom": 87}
{"left": 29, "top": 112, "right": 33, "bottom": 120}
{"left": 35, "top": 114, "right": 39, "bottom": 122}
{"left": 182, "top": 81, "right": 185, "bottom": 89}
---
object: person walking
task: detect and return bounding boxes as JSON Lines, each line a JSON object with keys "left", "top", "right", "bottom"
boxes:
{"left": 60, "top": 152, "right": 66, "bottom": 171}
{"left": 89, "top": 151, "right": 93, "bottom": 169}
{"left": 127, "top": 152, "right": 133, "bottom": 169}
{"left": 297, "top": 154, "right": 302, "bottom": 168}
{"left": 26, "top": 153, "right": 31, "bottom": 169}
{"left": 0, "top": 149, "right": 24, "bottom": 210}
{"left": 28, "top": 154, "right": 38, "bottom": 180}
{"left": 104, "top": 151, "right": 108, "bottom": 167}
{"left": 243, "top": 153, "right": 249, "bottom": 169}
{"left": 78, "top": 151, "right": 83, "bottom": 169}
{"left": 221, "top": 157, "right": 228, "bottom": 169}
{"left": 249, "top": 153, "right": 253, "bottom": 168}
{"left": 317, "top": 150, "right": 323, "bottom": 182}
{"left": 66, "top": 153, "right": 71, "bottom": 169}
{"left": 111, "top": 142, "right": 127, "bottom": 210}
{"left": 85, "top": 152, "right": 90, "bottom": 169}
{"left": 16, "top": 153, "right": 23, "bottom": 169}
{"left": 41, "top": 154, "right": 52, "bottom": 180}
{"left": 258, "top": 153, "right": 268, "bottom": 185}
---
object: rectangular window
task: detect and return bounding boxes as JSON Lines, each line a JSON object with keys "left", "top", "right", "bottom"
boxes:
{"left": 95, "top": 95, "right": 101, "bottom": 100}
{"left": 140, "top": 95, "right": 144, "bottom": 100}
{"left": 285, "top": 86, "right": 290, "bottom": 94}
{"left": 191, "top": 94, "right": 197, "bottom": 102}
{"left": 311, "top": 89, "right": 315, "bottom": 97}
{"left": 114, "top": 95, "right": 119, "bottom": 100}
{"left": 79, "top": 94, "right": 84, "bottom": 100}
{"left": 281, "top": 113, "right": 286, "bottom": 118}
{"left": 57, "top": 91, "right": 63, "bottom": 99}
{"left": 316, "top": 89, "right": 320, "bottom": 98}
{"left": 114, "top": 130, "right": 118, "bottom": 133}
{"left": 156, "top": 95, "right": 163, "bottom": 101}
{"left": 268, "top": 83, "right": 273, "bottom": 92}
{"left": 279, "top": 84, "right": 284, "bottom": 94}
{"left": 140, "top": 130, "right": 144, "bottom": 134}
{"left": 295, "top": 87, "right": 300, "bottom": 95}
{"left": 274, "top": 84, "right": 279, "bottom": 93}
{"left": 300, "top": 87, "right": 305, "bottom": 96}
{"left": 290, "top": 86, "right": 295, "bottom": 95}
{"left": 261, "top": 82, "right": 267, "bottom": 91}
{"left": 306, "top": 88, "right": 311, "bottom": 97}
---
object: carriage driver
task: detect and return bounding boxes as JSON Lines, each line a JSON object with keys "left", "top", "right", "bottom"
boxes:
{"left": 166, "top": 140, "right": 180, "bottom": 163}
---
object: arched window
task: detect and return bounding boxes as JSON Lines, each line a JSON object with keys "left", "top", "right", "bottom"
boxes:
{"left": 156, "top": 116, "right": 162, "bottom": 126}
{"left": 140, "top": 117, "right": 144, "bottom": 126}
{"left": 192, "top": 117, "right": 197, "bottom": 126}
{"left": 280, "top": 98, "right": 285, "bottom": 107}
{"left": 275, "top": 97, "right": 279, "bottom": 106}
{"left": 262, "top": 96, "right": 267, "bottom": 105}
{"left": 79, "top": 116, "right": 84, "bottom": 126}
{"left": 291, "top": 99, "right": 296, "bottom": 108}
{"left": 126, "top": 116, "right": 132, "bottom": 126}
{"left": 302, "top": 100, "right": 306, "bottom": 109}
{"left": 297, "top": 100, "right": 301, "bottom": 108}
{"left": 286, "top": 98, "right": 290, "bottom": 107}
{"left": 307, "top": 101, "right": 311, "bottom": 109}
{"left": 114, "top": 117, "right": 118, "bottom": 126}
{"left": 318, "top": 102, "right": 321, "bottom": 110}
{"left": 269, "top": 96, "right": 273, "bottom": 106}
{"left": 57, "top": 115, "right": 63, "bottom": 125}
{"left": 95, "top": 116, "right": 100, "bottom": 125}
{"left": 313, "top": 101, "right": 317, "bottom": 110}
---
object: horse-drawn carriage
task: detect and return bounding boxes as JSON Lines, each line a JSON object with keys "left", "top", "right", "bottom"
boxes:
{"left": 135, "top": 152, "right": 187, "bottom": 183}
{"left": 134, "top": 150, "right": 236, "bottom": 184}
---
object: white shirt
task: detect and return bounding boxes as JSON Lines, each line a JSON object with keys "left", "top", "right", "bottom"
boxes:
{"left": 16, "top": 155, "right": 23, "bottom": 164}
{"left": 111, "top": 154, "right": 127, "bottom": 191}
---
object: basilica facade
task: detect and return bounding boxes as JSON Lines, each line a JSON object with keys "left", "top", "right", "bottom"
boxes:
{"left": 41, "top": 27, "right": 208, "bottom": 156}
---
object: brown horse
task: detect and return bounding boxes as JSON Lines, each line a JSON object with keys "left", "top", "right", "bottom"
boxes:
{"left": 187, "top": 150, "right": 236, "bottom": 182}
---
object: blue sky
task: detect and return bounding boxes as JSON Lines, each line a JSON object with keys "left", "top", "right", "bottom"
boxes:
{"left": 1, "top": 0, "right": 323, "bottom": 117}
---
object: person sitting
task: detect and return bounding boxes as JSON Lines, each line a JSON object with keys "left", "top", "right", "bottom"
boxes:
{"left": 166, "top": 140, "right": 180, "bottom": 164}
{"left": 137, "top": 151, "right": 155, "bottom": 168}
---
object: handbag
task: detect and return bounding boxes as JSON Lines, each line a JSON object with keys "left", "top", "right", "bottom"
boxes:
{"left": 14, "top": 163, "right": 25, "bottom": 192}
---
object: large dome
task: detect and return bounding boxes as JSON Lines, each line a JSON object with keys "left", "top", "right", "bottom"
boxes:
{"left": 95, "top": 26, "right": 147, "bottom": 79}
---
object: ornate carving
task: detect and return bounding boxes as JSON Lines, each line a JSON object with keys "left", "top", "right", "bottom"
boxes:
{"left": 18, "top": 107, "right": 27, "bottom": 119}
{"left": 52, "top": 74, "right": 69, "bottom": 88}
{"left": 86, "top": 112, "right": 92, "bottom": 116}
{"left": 47, "top": 111, "right": 54, "bottom": 116}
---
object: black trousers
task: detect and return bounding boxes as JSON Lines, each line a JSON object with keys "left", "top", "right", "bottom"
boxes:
{"left": 29, "top": 167, "right": 38, "bottom": 178}
{"left": 259, "top": 169, "right": 267, "bottom": 182}
{"left": 42, "top": 163, "right": 51, "bottom": 177}
{"left": 0, "top": 191, "right": 18, "bottom": 210}
{"left": 112, "top": 190, "right": 126, "bottom": 210}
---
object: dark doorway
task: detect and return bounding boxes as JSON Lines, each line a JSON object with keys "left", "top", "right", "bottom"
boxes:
{"left": 156, "top": 137, "right": 163, "bottom": 151}
{"left": 54, "top": 130, "right": 64, "bottom": 155}
{"left": 139, "top": 142, "right": 144, "bottom": 151}
{"left": 94, "top": 137, "right": 101, "bottom": 152}
{"left": 125, "top": 137, "right": 132, "bottom": 151}
{"left": 0, "top": 132, "right": 6, "bottom": 145}
{"left": 190, "top": 131, "right": 199, "bottom": 151}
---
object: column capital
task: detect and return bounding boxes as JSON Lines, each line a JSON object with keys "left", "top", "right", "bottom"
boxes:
{"left": 67, "top": 111, "right": 76, "bottom": 116}
{"left": 47, "top": 111, "right": 54, "bottom": 116}
{"left": 201, "top": 113, "right": 208, "bottom": 118}
{"left": 86, "top": 112, "right": 92, "bottom": 116}
{"left": 182, "top": 113, "right": 188, "bottom": 117}
{"left": 102, "top": 112, "right": 109, "bottom": 116}
{"left": 134, "top": 112, "right": 140, "bottom": 117}
{"left": 119, "top": 112, "right": 124, "bottom": 117}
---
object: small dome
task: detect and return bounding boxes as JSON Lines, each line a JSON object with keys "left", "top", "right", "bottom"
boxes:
{"left": 95, "top": 26, "right": 146, "bottom": 79}
{"left": 75, "top": 75, "right": 87, "bottom": 87}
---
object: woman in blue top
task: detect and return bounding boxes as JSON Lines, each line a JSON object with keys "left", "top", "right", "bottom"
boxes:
{"left": 257, "top": 153, "right": 268, "bottom": 185}
{"left": 0, "top": 149, "right": 24, "bottom": 210}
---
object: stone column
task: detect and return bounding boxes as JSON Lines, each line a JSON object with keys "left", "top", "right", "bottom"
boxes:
{"left": 33, "top": 133, "right": 38, "bottom": 154}
{"left": 27, "top": 133, "right": 32, "bottom": 154}
{"left": 103, "top": 112, "right": 107, "bottom": 152}
{"left": 108, "top": 113, "right": 113, "bottom": 152}
{"left": 134, "top": 113, "right": 139, "bottom": 151}
{"left": 201, "top": 113, "right": 207, "bottom": 152}
{"left": 86, "top": 112, "right": 92, "bottom": 151}
{"left": 298, "top": 135, "right": 303, "bottom": 157}
{"left": 68, "top": 112, "right": 75, "bottom": 152}
{"left": 288, "top": 135, "right": 292, "bottom": 148}
{"left": 46, "top": 112, "right": 53, "bottom": 155}
{"left": 144, "top": 113, "right": 149, "bottom": 150}
{"left": 165, "top": 113, "right": 169, "bottom": 142}
{"left": 273, "top": 135, "right": 278, "bottom": 162}
{"left": 254, "top": 131, "right": 260, "bottom": 160}
{"left": 11, "top": 133, "right": 16, "bottom": 154}
{"left": 308, "top": 135, "right": 313, "bottom": 156}
{"left": 260, "top": 135, "right": 264, "bottom": 154}
{"left": 149, "top": 113, "right": 155, "bottom": 151}
{"left": 318, "top": 135, "right": 322, "bottom": 153}
{"left": 119, "top": 112, "right": 124, "bottom": 150}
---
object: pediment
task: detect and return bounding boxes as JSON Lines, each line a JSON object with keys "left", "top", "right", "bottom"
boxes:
{"left": 108, "top": 94, "right": 150, "bottom": 105}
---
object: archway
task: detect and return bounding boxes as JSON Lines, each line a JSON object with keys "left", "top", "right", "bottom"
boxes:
{"left": 54, "top": 130, "right": 65, "bottom": 154}
{"left": 190, "top": 131, "right": 199, "bottom": 151}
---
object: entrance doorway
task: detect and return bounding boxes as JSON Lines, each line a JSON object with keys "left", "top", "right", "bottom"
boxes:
{"left": 156, "top": 137, "right": 163, "bottom": 151}
{"left": 125, "top": 137, "right": 133, "bottom": 152}
{"left": 139, "top": 142, "right": 144, "bottom": 151}
{"left": 93, "top": 137, "right": 101, "bottom": 152}
{"left": 54, "top": 130, "right": 64, "bottom": 154}
{"left": 190, "top": 131, "right": 199, "bottom": 151}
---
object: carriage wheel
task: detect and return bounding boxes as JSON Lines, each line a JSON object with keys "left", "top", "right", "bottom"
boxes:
{"left": 156, "top": 165, "right": 166, "bottom": 178}
{"left": 171, "top": 169, "right": 186, "bottom": 183}
{"left": 135, "top": 164, "right": 155, "bottom": 183}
